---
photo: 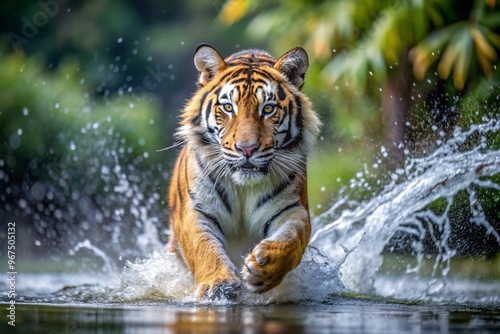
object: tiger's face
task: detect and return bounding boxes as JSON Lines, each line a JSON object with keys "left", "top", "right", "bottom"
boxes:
{"left": 178, "top": 45, "right": 320, "bottom": 185}
{"left": 218, "top": 79, "right": 275, "bottom": 175}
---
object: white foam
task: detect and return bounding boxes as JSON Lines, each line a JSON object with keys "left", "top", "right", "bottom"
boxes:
{"left": 117, "top": 246, "right": 343, "bottom": 304}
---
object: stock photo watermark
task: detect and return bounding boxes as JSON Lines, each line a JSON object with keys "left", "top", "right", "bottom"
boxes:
{"left": 6, "top": 0, "right": 69, "bottom": 52}
{"left": 6, "top": 222, "right": 16, "bottom": 327}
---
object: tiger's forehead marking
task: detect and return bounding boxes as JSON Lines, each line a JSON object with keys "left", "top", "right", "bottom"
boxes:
{"left": 219, "top": 76, "right": 277, "bottom": 106}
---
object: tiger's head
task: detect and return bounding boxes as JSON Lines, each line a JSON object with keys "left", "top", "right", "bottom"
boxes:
{"left": 178, "top": 44, "right": 321, "bottom": 185}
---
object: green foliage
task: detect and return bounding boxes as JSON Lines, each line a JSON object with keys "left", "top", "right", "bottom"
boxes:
{"left": 308, "top": 145, "right": 376, "bottom": 215}
{"left": 411, "top": 0, "right": 500, "bottom": 90}
{"left": 0, "top": 49, "right": 164, "bottom": 181}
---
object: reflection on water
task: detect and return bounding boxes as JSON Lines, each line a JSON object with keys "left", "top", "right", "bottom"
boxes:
{"left": 3, "top": 301, "right": 500, "bottom": 334}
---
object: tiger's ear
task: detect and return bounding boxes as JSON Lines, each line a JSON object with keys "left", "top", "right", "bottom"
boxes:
{"left": 275, "top": 47, "right": 309, "bottom": 90}
{"left": 194, "top": 44, "right": 227, "bottom": 87}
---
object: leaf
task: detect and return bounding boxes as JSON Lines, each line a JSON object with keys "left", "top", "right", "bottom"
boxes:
{"left": 471, "top": 27, "right": 497, "bottom": 62}
{"left": 219, "top": 0, "right": 252, "bottom": 24}
{"left": 438, "top": 41, "right": 459, "bottom": 80}
{"left": 410, "top": 23, "right": 460, "bottom": 79}
{"left": 484, "top": 29, "right": 500, "bottom": 48}
{"left": 452, "top": 30, "right": 472, "bottom": 90}
{"left": 470, "top": 0, "right": 487, "bottom": 22}
{"left": 410, "top": 45, "right": 434, "bottom": 80}
{"left": 480, "top": 13, "right": 500, "bottom": 28}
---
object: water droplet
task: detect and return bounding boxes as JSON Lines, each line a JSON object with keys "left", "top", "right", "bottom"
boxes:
{"left": 101, "top": 165, "right": 110, "bottom": 175}
{"left": 9, "top": 133, "right": 21, "bottom": 149}
{"left": 23, "top": 107, "right": 29, "bottom": 116}
{"left": 117, "top": 37, "right": 123, "bottom": 43}
{"left": 18, "top": 198, "right": 27, "bottom": 209}
{"left": 69, "top": 141, "right": 76, "bottom": 151}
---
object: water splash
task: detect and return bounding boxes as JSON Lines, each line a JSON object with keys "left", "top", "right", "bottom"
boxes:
{"left": 311, "top": 119, "right": 500, "bottom": 296}
{"left": 135, "top": 247, "right": 342, "bottom": 304}
{"left": 69, "top": 239, "right": 116, "bottom": 273}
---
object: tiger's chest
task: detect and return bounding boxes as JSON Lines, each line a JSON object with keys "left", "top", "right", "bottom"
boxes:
{"left": 191, "top": 176, "right": 293, "bottom": 264}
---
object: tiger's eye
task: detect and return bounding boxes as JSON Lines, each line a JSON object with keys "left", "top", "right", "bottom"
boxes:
{"left": 223, "top": 103, "right": 233, "bottom": 112}
{"left": 263, "top": 104, "right": 275, "bottom": 114}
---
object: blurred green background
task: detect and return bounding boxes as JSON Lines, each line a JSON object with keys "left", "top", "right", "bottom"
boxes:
{"left": 0, "top": 0, "right": 499, "bottom": 273}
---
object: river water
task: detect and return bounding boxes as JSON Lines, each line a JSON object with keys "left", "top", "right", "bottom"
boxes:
{"left": 1, "top": 119, "right": 500, "bottom": 333}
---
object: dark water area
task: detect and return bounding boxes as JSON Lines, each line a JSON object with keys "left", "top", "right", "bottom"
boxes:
{"left": 2, "top": 298, "right": 500, "bottom": 334}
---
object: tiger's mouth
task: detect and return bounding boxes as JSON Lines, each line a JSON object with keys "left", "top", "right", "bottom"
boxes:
{"left": 231, "top": 161, "right": 269, "bottom": 174}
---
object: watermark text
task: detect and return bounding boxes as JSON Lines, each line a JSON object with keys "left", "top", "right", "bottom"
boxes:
{"left": 6, "top": 222, "right": 16, "bottom": 327}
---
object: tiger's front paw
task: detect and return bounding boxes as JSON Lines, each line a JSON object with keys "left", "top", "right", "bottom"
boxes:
{"left": 241, "top": 240, "right": 295, "bottom": 293}
{"left": 197, "top": 277, "right": 241, "bottom": 301}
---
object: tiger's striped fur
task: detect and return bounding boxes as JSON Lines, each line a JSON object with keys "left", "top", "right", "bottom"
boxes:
{"left": 167, "top": 44, "right": 321, "bottom": 300}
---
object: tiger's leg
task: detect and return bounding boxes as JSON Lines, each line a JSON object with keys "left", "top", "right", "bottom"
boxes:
{"left": 167, "top": 147, "right": 241, "bottom": 300}
{"left": 174, "top": 209, "right": 241, "bottom": 300}
{"left": 241, "top": 208, "right": 310, "bottom": 293}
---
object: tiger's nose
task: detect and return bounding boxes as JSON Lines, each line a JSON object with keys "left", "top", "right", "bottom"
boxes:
{"left": 235, "top": 143, "right": 258, "bottom": 158}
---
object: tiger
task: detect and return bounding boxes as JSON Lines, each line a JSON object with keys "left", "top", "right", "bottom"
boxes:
{"left": 167, "top": 43, "right": 321, "bottom": 300}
